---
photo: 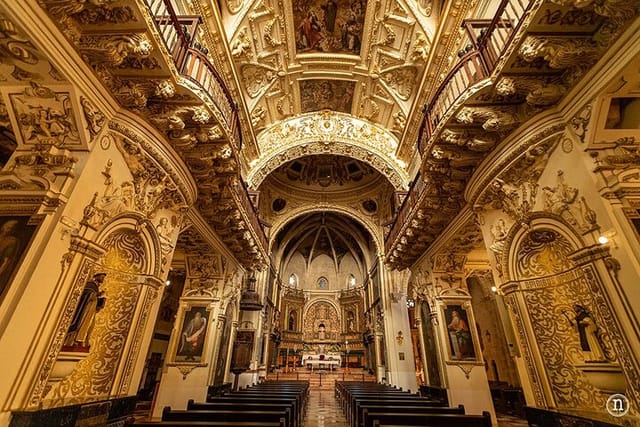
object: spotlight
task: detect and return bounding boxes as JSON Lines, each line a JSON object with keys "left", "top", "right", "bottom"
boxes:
{"left": 490, "top": 285, "right": 498, "bottom": 293}
{"left": 598, "top": 235, "right": 609, "bottom": 245}
{"left": 165, "top": 280, "right": 171, "bottom": 286}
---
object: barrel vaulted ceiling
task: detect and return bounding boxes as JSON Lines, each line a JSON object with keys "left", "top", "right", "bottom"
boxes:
{"left": 217, "top": 0, "right": 440, "bottom": 180}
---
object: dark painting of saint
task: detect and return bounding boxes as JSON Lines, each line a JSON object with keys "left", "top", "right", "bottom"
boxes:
{"left": 445, "top": 305, "right": 476, "bottom": 360}
{"left": 176, "top": 307, "right": 210, "bottom": 362}
{"left": 0, "top": 216, "right": 38, "bottom": 303}
{"left": 293, "top": 0, "right": 366, "bottom": 54}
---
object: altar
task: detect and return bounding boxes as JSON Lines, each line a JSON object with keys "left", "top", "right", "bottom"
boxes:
{"left": 302, "top": 353, "right": 341, "bottom": 371}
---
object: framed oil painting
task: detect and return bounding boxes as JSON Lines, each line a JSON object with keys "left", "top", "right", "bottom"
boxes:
{"left": 293, "top": 0, "right": 367, "bottom": 54}
{"left": 174, "top": 305, "right": 211, "bottom": 363}
{"left": 443, "top": 304, "right": 477, "bottom": 361}
{"left": 0, "top": 216, "right": 38, "bottom": 303}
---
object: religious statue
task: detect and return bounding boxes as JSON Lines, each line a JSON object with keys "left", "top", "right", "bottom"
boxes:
{"left": 573, "top": 304, "right": 607, "bottom": 362}
{"left": 64, "top": 273, "right": 107, "bottom": 349}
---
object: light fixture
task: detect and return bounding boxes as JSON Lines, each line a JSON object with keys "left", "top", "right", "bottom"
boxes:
{"left": 165, "top": 280, "right": 171, "bottom": 286}
{"left": 490, "top": 285, "right": 498, "bottom": 293}
{"left": 406, "top": 298, "right": 415, "bottom": 308}
{"left": 597, "top": 230, "right": 618, "bottom": 248}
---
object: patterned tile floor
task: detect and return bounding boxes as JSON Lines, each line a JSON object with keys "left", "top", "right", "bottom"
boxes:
{"left": 302, "top": 389, "right": 529, "bottom": 427}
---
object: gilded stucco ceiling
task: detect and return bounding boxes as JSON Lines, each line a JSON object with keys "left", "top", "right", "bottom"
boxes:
{"left": 269, "top": 154, "right": 379, "bottom": 188}
{"left": 218, "top": 0, "right": 437, "bottom": 171}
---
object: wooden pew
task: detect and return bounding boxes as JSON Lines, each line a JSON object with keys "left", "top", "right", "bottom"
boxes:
{"left": 188, "top": 400, "right": 297, "bottom": 427}
{"left": 364, "top": 410, "right": 492, "bottom": 427}
{"left": 354, "top": 403, "right": 462, "bottom": 427}
{"left": 161, "top": 407, "right": 287, "bottom": 427}
{"left": 135, "top": 422, "right": 281, "bottom": 427}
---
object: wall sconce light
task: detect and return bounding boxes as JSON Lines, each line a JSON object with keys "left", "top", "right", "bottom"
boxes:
{"left": 396, "top": 331, "right": 404, "bottom": 345}
{"left": 490, "top": 285, "right": 498, "bottom": 293}
{"left": 406, "top": 298, "right": 415, "bottom": 308}
{"left": 597, "top": 230, "right": 617, "bottom": 248}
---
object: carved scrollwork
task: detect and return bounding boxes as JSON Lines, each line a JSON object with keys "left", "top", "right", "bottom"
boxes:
{"left": 79, "top": 33, "right": 152, "bottom": 68}
{"left": 456, "top": 107, "right": 519, "bottom": 132}
{"left": 519, "top": 36, "right": 600, "bottom": 71}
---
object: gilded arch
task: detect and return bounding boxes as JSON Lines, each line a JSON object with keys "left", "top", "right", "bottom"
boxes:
{"left": 248, "top": 112, "right": 409, "bottom": 190}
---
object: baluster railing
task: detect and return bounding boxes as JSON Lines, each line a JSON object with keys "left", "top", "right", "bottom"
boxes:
{"left": 231, "top": 178, "right": 269, "bottom": 254}
{"left": 143, "top": 0, "right": 242, "bottom": 153}
{"left": 385, "top": 173, "right": 426, "bottom": 254}
{"left": 477, "top": 0, "right": 531, "bottom": 69}
{"left": 419, "top": 51, "right": 487, "bottom": 154}
{"left": 416, "top": 0, "right": 534, "bottom": 155}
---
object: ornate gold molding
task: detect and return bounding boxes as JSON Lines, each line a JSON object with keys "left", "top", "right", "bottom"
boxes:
{"left": 249, "top": 111, "right": 408, "bottom": 190}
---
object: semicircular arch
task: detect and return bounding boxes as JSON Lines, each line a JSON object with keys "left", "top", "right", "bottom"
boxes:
{"left": 502, "top": 213, "right": 586, "bottom": 282}
{"left": 248, "top": 112, "right": 409, "bottom": 190}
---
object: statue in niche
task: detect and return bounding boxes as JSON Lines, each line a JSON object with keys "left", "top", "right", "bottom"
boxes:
{"left": 63, "top": 273, "right": 107, "bottom": 349}
{"left": 573, "top": 304, "right": 607, "bottom": 362}
{"left": 318, "top": 323, "right": 326, "bottom": 340}
{"left": 346, "top": 311, "right": 355, "bottom": 332}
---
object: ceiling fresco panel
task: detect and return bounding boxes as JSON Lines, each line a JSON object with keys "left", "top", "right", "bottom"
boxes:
{"left": 300, "top": 79, "right": 355, "bottom": 113}
{"left": 293, "top": 0, "right": 367, "bottom": 54}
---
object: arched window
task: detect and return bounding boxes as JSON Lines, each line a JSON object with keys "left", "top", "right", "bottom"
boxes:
{"left": 317, "top": 277, "right": 328, "bottom": 289}
{"left": 289, "top": 273, "right": 298, "bottom": 288}
{"left": 347, "top": 274, "right": 356, "bottom": 288}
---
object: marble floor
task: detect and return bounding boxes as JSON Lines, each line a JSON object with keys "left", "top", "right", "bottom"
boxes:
{"left": 305, "top": 389, "right": 349, "bottom": 427}
{"left": 302, "top": 389, "right": 529, "bottom": 427}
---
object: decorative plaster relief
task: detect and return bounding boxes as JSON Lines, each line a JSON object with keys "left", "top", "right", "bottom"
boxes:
{"left": 9, "top": 83, "right": 81, "bottom": 147}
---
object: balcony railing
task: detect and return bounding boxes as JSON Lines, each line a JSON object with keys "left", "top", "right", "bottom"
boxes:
{"left": 143, "top": 0, "right": 241, "bottom": 152}
{"left": 231, "top": 178, "right": 269, "bottom": 254}
{"left": 420, "top": 51, "right": 488, "bottom": 154}
{"left": 384, "top": 172, "right": 426, "bottom": 255}
{"left": 417, "top": 0, "right": 534, "bottom": 153}
{"left": 475, "top": 0, "right": 531, "bottom": 69}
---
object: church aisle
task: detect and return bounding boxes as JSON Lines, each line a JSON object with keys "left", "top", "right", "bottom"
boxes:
{"left": 304, "top": 389, "right": 349, "bottom": 427}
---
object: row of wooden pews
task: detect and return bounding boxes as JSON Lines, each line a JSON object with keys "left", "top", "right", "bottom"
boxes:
{"left": 336, "top": 381, "right": 492, "bottom": 427}
{"left": 135, "top": 380, "right": 309, "bottom": 427}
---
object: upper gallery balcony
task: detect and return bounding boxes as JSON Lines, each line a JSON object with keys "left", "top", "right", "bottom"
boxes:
{"left": 33, "top": 0, "right": 268, "bottom": 268}
{"left": 385, "top": 0, "right": 639, "bottom": 269}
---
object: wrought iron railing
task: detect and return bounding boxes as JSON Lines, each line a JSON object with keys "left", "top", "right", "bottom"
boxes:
{"left": 143, "top": 0, "right": 241, "bottom": 153}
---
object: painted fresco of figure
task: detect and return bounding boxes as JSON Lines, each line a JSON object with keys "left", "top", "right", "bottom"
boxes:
{"left": 299, "top": 11, "right": 323, "bottom": 50}
{"left": 322, "top": 0, "right": 338, "bottom": 33}
{"left": 341, "top": 13, "right": 361, "bottom": 53}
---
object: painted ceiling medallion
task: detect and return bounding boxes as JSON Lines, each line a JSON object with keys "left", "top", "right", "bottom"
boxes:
{"left": 293, "top": 0, "right": 367, "bottom": 54}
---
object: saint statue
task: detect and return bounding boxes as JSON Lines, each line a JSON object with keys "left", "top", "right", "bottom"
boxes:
{"left": 574, "top": 304, "right": 607, "bottom": 362}
{"left": 64, "top": 273, "right": 107, "bottom": 348}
